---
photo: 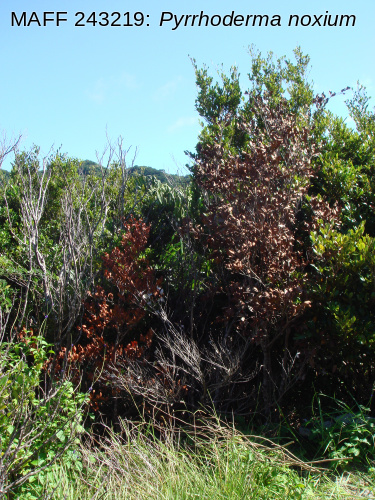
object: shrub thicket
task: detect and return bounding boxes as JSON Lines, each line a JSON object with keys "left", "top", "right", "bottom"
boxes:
{"left": 0, "top": 48, "right": 375, "bottom": 494}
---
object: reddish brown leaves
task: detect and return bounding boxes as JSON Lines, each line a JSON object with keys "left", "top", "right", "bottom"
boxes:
{"left": 193, "top": 94, "right": 340, "bottom": 347}
{"left": 191, "top": 94, "right": 343, "bottom": 410}
{"left": 53, "top": 216, "right": 159, "bottom": 411}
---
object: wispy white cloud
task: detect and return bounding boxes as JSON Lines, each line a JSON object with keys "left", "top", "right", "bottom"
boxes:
{"left": 168, "top": 116, "right": 198, "bottom": 133}
{"left": 117, "top": 72, "right": 138, "bottom": 90}
{"left": 87, "top": 72, "right": 139, "bottom": 103}
{"left": 153, "top": 76, "right": 183, "bottom": 102}
{"left": 87, "top": 78, "right": 106, "bottom": 103}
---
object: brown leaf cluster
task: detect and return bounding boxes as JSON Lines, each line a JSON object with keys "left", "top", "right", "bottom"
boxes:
{"left": 192, "top": 94, "right": 340, "bottom": 410}
{"left": 53, "top": 217, "right": 159, "bottom": 411}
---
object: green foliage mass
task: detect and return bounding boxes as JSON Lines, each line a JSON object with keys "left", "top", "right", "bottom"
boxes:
{"left": 300, "top": 394, "right": 375, "bottom": 469}
{"left": 0, "top": 330, "right": 87, "bottom": 497}
{"left": 191, "top": 46, "right": 318, "bottom": 161}
{"left": 313, "top": 84, "right": 375, "bottom": 233}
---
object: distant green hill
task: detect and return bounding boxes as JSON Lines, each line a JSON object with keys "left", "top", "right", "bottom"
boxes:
{"left": 0, "top": 160, "right": 191, "bottom": 187}
{"left": 80, "top": 160, "right": 191, "bottom": 186}
{"left": 0, "top": 169, "right": 10, "bottom": 182}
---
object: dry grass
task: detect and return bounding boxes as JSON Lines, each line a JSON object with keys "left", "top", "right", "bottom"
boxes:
{"left": 19, "top": 413, "right": 375, "bottom": 500}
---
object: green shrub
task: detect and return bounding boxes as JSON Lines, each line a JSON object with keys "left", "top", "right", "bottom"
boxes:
{"left": 0, "top": 326, "right": 88, "bottom": 498}
{"left": 308, "top": 221, "right": 375, "bottom": 398}
{"left": 300, "top": 395, "right": 375, "bottom": 469}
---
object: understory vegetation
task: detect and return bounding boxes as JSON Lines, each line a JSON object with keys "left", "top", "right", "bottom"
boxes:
{"left": 1, "top": 47, "right": 375, "bottom": 498}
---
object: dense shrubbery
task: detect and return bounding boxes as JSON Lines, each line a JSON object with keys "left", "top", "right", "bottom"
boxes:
{"left": 0, "top": 316, "right": 87, "bottom": 498}
{"left": 1, "top": 47, "right": 375, "bottom": 494}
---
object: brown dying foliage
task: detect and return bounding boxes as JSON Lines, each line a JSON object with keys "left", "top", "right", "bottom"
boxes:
{"left": 193, "top": 94, "right": 340, "bottom": 413}
{"left": 53, "top": 216, "right": 159, "bottom": 412}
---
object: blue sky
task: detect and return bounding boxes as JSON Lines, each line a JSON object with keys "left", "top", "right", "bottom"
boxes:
{"left": 0, "top": 0, "right": 374, "bottom": 174}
